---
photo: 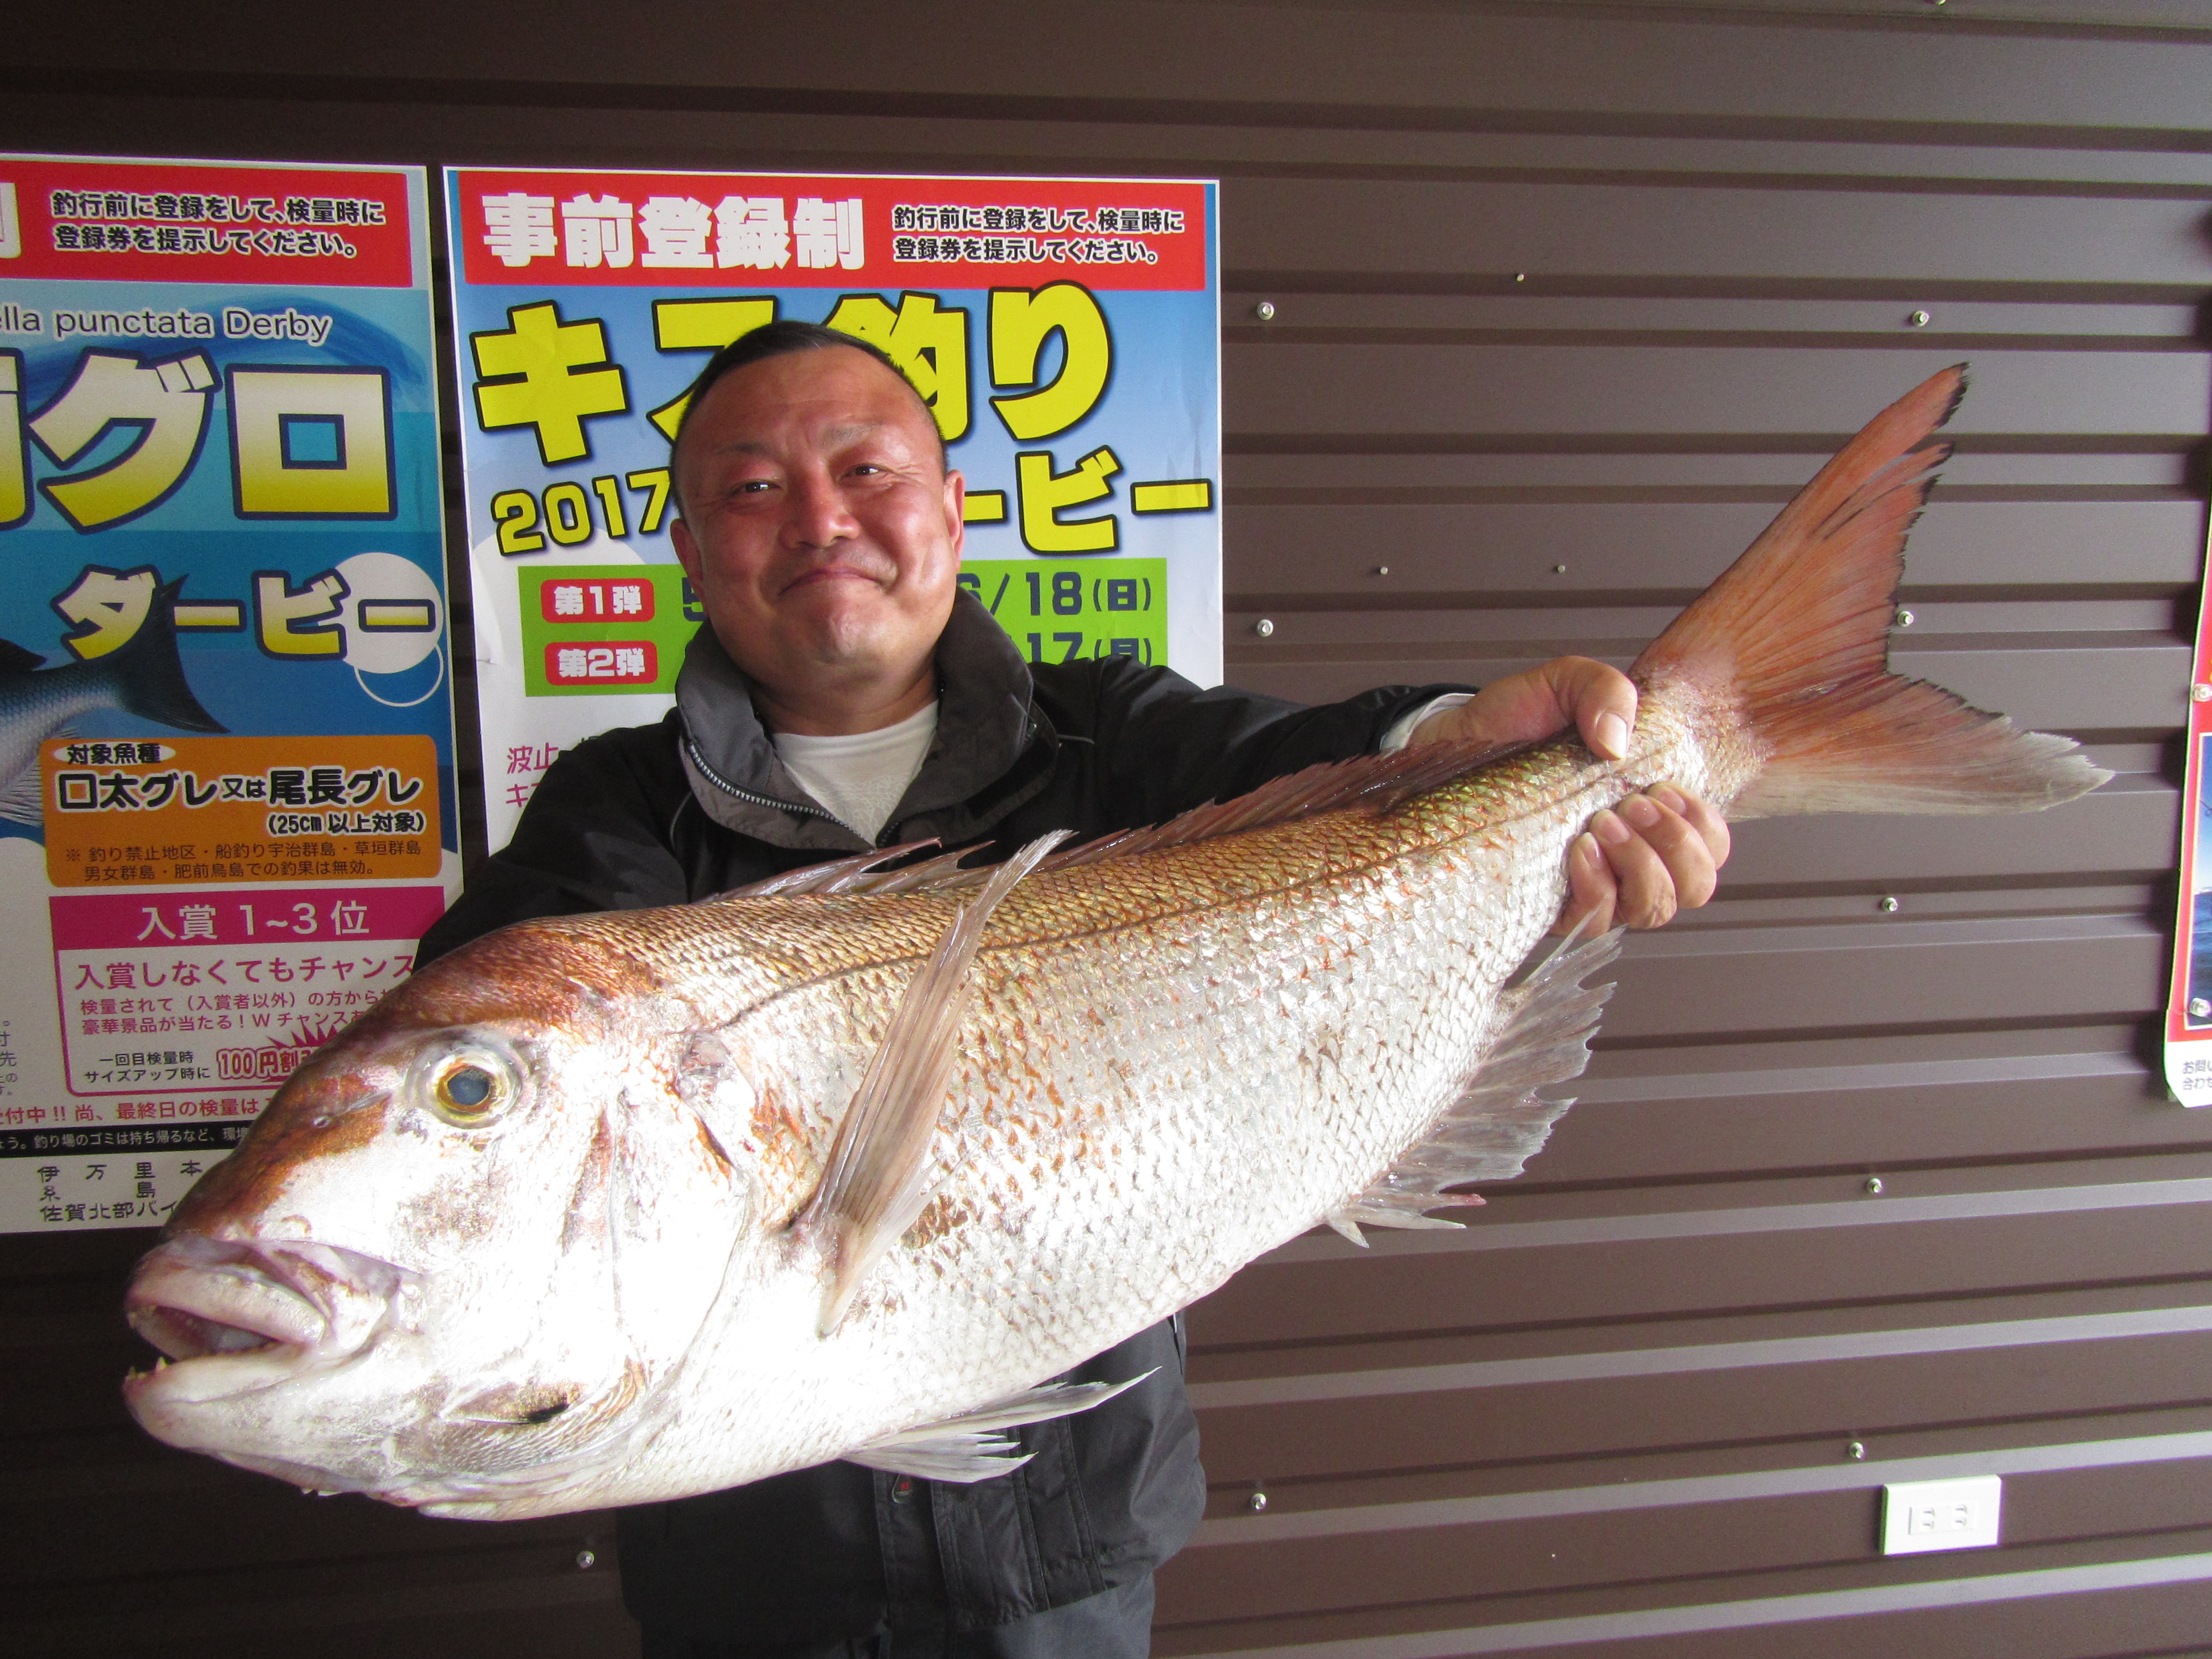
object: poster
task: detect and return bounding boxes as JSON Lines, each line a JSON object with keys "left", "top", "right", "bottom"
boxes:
{"left": 445, "top": 168, "right": 1219, "bottom": 850}
{"left": 0, "top": 155, "right": 455, "bottom": 1230}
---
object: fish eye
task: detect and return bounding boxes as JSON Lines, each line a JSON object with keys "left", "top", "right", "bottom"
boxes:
{"left": 420, "top": 1045, "right": 521, "bottom": 1128}
{"left": 440, "top": 1065, "right": 496, "bottom": 1111}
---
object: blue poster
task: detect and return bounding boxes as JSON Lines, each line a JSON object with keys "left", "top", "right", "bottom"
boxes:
{"left": 0, "top": 154, "right": 453, "bottom": 1232}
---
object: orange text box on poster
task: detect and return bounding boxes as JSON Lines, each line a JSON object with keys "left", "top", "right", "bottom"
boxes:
{"left": 41, "top": 735, "right": 440, "bottom": 888}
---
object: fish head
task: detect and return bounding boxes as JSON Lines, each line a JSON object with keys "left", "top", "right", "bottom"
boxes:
{"left": 121, "top": 918, "right": 758, "bottom": 1510}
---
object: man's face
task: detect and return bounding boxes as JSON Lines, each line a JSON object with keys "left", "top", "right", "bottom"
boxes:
{"left": 670, "top": 346, "right": 963, "bottom": 719}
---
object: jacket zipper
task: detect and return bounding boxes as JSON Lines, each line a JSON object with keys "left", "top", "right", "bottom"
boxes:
{"left": 682, "top": 736, "right": 837, "bottom": 823}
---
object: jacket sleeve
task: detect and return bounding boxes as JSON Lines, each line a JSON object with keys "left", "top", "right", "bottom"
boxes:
{"left": 1048, "top": 656, "right": 1475, "bottom": 826}
{"left": 416, "top": 717, "right": 695, "bottom": 966}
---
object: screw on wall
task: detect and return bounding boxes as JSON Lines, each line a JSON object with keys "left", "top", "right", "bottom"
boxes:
{"left": 1878, "top": 896, "right": 1900, "bottom": 913}
{"left": 2193, "top": 683, "right": 2212, "bottom": 703}
{"left": 576, "top": 1549, "right": 598, "bottom": 1570}
{"left": 1253, "top": 300, "right": 1276, "bottom": 320}
{"left": 1865, "top": 1176, "right": 1885, "bottom": 1196}
{"left": 1254, "top": 618, "right": 1275, "bottom": 638}
{"left": 1248, "top": 1487, "right": 1270, "bottom": 1513}
{"left": 1908, "top": 310, "right": 1931, "bottom": 327}
{"left": 1848, "top": 1440, "right": 1867, "bottom": 1460}
{"left": 1895, "top": 608, "right": 1914, "bottom": 628}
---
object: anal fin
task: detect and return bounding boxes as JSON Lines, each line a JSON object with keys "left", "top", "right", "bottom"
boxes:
{"left": 847, "top": 1372, "right": 1153, "bottom": 1484}
{"left": 1328, "top": 926, "right": 1622, "bottom": 1243}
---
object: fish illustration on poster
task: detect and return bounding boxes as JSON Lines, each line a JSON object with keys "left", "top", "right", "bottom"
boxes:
{"left": 0, "top": 154, "right": 456, "bottom": 1232}
{"left": 443, "top": 168, "right": 1219, "bottom": 852}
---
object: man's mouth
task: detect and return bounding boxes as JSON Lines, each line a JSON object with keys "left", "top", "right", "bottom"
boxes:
{"left": 781, "top": 557, "right": 894, "bottom": 594}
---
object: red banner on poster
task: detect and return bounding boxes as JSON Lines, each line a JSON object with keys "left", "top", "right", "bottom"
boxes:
{"left": 453, "top": 170, "right": 1208, "bottom": 291}
{"left": 0, "top": 156, "right": 415, "bottom": 288}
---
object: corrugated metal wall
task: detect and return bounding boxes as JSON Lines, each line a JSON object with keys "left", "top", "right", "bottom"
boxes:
{"left": 7, "top": 3, "right": 2211, "bottom": 1653}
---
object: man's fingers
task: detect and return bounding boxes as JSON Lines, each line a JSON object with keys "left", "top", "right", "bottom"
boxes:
{"left": 1589, "top": 804, "right": 1678, "bottom": 929}
{"left": 1552, "top": 831, "right": 1618, "bottom": 937}
{"left": 1547, "top": 659, "right": 1637, "bottom": 763}
{"left": 1650, "top": 781, "right": 1732, "bottom": 872}
{"left": 1410, "top": 656, "right": 1642, "bottom": 757}
{"left": 1617, "top": 791, "right": 1719, "bottom": 912}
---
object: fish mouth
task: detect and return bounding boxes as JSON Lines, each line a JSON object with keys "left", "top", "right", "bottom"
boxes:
{"left": 123, "top": 1235, "right": 404, "bottom": 1414}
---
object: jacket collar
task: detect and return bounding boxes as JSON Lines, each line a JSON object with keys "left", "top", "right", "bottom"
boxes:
{"left": 673, "top": 587, "right": 1055, "bottom": 852}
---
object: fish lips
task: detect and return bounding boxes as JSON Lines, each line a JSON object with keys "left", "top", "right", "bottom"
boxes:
{"left": 122, "top": 1234, "right": 407, "bottom": 1426}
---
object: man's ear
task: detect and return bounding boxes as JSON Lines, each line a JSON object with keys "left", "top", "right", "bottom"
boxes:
{"left": 670, "top": 514, "right": 704, "bottom": 587}
{"left": 942, "top": 468, "right": 967, "bottom": 561}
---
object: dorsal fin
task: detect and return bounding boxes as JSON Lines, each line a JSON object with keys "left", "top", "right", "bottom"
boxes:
{"left": 731, "top": 731, "right": 1522, "bottom": 905}
{"left": 807, "top": 830, "right": 1071, "bottom": 1335}
{"left": 722, "top": 838, "right": 943, "bottom": 899}
{"left": 1327, "top": 925, "right": 1621, "bottom": 1246}
{"left": 1034, "top": 732, "right": 1525, "bottom": 878}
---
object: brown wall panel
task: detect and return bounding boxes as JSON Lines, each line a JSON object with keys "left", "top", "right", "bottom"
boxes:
{"left": 1187, "top": 1317, "right": 2212, "bottom": 1481}
{"left": 1164, "top": 1449, "right": 2212, "bottom": 1627}
{"left": 1225, "top": 346, "right": 2211, "bottom": 439}
{"left": 1188, "top": 1206, "right": 2212, "bottom": 1350}
{"left": 1601, "top": 916, "right": 2162, "bottom": 1040}
{"left": 1536, "top": 1071, "right": 2183, "bottom": 1181}
{"left": 7, "top": 3, "right": 2211, "bottom": 1656}
{"left": 1157, "top": 1556, "right": 2212, "bottom": 1659}
{"left": 1223, "top": 502, "right": 2206, "bottom": 599}
{"left": 1225, "top": 639, "right": 2187, "bottom": 732}
{"left": 1224, "top": 176, "right": 2212, "bottom": 286}
{"left": 13, "top": 2, "right": 2212, "bottom": 134}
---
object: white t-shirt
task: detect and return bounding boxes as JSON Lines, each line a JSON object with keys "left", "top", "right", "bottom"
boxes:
{"left": 771, "top": 701, "right": 940, "bottom": 842}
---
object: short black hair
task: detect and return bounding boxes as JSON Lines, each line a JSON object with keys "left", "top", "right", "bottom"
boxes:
{"left": 669, "top": 320, "right": 947, "bottom": 521}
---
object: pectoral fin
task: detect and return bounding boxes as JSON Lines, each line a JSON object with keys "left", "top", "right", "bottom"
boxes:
{"left": 847, "top": 1372, "right": 1154, "bottom": 1483}
{"left": 808, "top": 831, "right": 1072, "bottom": 1336}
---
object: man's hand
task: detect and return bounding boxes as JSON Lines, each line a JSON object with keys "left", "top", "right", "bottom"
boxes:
{"left": 1404, "top": 656, "right": 1730, "bottom": 934}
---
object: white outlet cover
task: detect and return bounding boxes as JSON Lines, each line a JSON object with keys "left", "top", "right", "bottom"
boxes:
{"left": 1881, "top": 1474, "right": 2002, "bottom": 1555}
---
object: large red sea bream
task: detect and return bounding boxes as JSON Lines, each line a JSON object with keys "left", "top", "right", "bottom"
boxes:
{"left": 121, "top": 367, "right": 2105, "bottom": 1518}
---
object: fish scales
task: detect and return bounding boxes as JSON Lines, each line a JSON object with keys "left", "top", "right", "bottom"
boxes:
{"left": 119, "top": 366, "right": 2110, "bottom": 1520}
{"left": 566, "top": 716, "right": 1730, "bottom": 1507}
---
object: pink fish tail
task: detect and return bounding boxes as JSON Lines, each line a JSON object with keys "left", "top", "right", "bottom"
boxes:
{"left": 1631, "top": 364, "right": 2106, "bottom": 819}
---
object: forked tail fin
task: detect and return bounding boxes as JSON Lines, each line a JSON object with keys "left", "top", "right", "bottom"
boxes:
{"left": 1633, "top": 364, "right": 2108, "bottom": 818}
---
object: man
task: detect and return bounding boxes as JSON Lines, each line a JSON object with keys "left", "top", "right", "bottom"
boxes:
{"left": 417, "top": 322, "right": 1727, "bottom": 1656}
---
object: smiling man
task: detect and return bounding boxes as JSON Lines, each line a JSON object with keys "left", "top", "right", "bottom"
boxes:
{"left": 416, "top": 321, "right": 1726, "bottom": 1657}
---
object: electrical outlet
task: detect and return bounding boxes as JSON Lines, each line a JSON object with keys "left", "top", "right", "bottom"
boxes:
{"left": 1880, "top": 1475, "right": 2002, "bottom": 1555}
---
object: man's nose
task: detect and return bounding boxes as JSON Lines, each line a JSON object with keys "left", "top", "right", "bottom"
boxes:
{"left": 782, "top": 466, "right": 858, "bottom": 547}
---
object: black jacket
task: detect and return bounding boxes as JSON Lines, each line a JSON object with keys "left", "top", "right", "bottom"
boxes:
{"left": 417, "top": 592, "right": 1463, "bottom": 1641}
